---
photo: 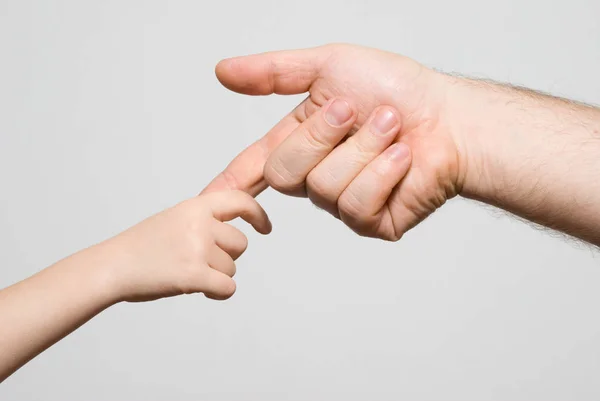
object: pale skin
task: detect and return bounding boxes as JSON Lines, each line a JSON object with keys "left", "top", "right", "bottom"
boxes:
{"left": 0, "top": 191, "right": 271, "bottom": 382}
{"left": 203, "top": 43, "right": 600, "bottom": 246}
{"left": 2, "top": 42, "right": 600, "bottom": 384}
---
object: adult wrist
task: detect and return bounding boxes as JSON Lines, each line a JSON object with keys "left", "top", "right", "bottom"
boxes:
{"left": 439, "top": 74, "right": 517, "bottom": 204}
{"left": 439, "top": 73, "right": 600, "bottom": 244}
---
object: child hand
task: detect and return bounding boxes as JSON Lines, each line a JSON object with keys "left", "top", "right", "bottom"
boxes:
{"left": 103, "top": 190, "right": 271, "bottom": 302}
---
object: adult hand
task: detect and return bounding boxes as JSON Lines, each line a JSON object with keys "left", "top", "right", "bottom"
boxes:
{"left": 203, "top": 44, "right": 463, "bottom": 241}
{"left": 203, "top": 43, "right": 600, "bottom": 245}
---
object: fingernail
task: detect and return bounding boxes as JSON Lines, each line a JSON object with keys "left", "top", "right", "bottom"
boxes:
{"left": 325, "top": 99, "right": 353, "bottom": 127}
{"left": 372, "top": 109, "right": 398, "bottom": 134}
{"left": 388, "top": 143, "right": 410, "bottom": 161}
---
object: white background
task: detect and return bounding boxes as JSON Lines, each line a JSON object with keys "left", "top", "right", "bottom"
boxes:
{"left": 1, "top": 1, "right": 600, "bottom": 400}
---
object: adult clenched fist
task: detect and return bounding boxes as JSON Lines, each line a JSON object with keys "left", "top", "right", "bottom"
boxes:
{"left": 203, "top": 44, "right": 463, "bottom": 241}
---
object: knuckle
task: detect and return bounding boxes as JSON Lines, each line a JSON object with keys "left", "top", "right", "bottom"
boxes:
{"left": 306, "top": 169, "right": 333, "bottom": 198}
{"left": 302, "top": 121, "right": 333, "bottom": 150}
{"left": 218, "top": 170, "right": 240, "bottom": 191}
{"left": 338, "top": 190, "right": 368, "bottom": 220}
{"left": 337, "top": 193, "right": 380, "bottom": 239}
{"left": 306, "top": 169, "right": 339, "bottom": 209}
{"left": 264, "top": 158, "right": 303, "bottom": 193}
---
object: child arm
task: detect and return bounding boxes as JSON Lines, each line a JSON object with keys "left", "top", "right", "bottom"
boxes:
{"left": 0, "top": 191, "right": 270, "bottom": 382}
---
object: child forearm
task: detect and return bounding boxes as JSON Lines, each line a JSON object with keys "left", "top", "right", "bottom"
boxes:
{"left": 0, "top": 191, "right": 270, "bottom": 383}
{"left": 0, "top": 242, "right": 120, "bottom": 382}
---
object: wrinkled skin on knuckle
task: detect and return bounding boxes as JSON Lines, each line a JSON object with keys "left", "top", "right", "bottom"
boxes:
{"left": 391, "top": 167, "right": 452, "bottom": 230}
{"left": 263, "top": 158, "right": 299, "bottom": 194}
{"left": 338, "top": 192, "right": 377, "bottom": 236}
{"left": 302, "top": 121, "right": 335, "bottom": 150}
{"left": 306, "top": 169, "right": 339, "bottom": 209}
{"left": 342, "top": 208, "right": 402, "bottom": 242}
{"left": 338, "top": 191, "right": 364, "bottom": 221}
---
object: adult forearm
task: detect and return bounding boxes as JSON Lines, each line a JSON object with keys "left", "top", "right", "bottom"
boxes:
{"left": 447, "top": 76, "right": 600, "bottom": 245}
{"left": 0, "top": 243, "right": 119, "bottom": 382}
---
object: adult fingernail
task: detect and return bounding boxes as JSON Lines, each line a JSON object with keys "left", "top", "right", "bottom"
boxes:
{"left": 372, "top": 108, "right": 398, "bottom": 134}
{"left": 388, "top": 143, "right": 410, "bottom": 161}
{"left": 325, "top": 99, "right": 353, "bottom": 127}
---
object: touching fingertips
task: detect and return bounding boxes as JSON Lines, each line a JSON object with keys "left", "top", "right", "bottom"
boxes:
{"left": 372, "top": 108, "right": 399, "bottom": 135}
{"left": 324, "top": 99, "right": 353, "bottom": 127}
